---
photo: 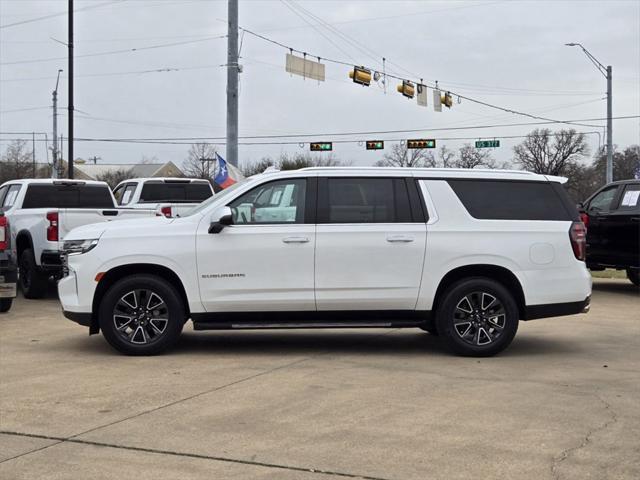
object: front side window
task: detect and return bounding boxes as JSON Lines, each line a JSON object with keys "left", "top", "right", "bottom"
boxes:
{"left": 616, "top": 184, "right": 640, "bottom": 211}
{"left": 588, "top": 186, "right": 618, "bottom": 213}
{"left": 229, "top": 179, "right": 306, "bottom": 224}
{"left": 326, "top": 178, "right": 411, "bottom": 223}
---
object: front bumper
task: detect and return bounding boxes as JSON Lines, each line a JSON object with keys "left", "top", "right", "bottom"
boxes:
{"left": 41, "top": 250, "right": 63, "bottom": 272}
{"left": 63, "top": 310, "right": 92, "bottom": 326}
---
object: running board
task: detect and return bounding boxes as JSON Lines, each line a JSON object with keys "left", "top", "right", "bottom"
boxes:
{"left": 191, "top": 310, "right": 431, "bottom": 331}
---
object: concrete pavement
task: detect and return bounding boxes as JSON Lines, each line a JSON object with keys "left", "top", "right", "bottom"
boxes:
{"left": 1, "top": 278, "right": 639, "bottom": 479}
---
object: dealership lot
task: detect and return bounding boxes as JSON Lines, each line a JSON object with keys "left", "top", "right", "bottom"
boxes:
{"left": 1, "top": 278, "right": 638, "bottom": 480}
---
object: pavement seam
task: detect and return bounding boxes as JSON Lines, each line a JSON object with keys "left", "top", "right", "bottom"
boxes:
{"left": 549, "top": 390, "right": 619, "bottom": 480}
{"left": 0, "top": 431, "right": 392, "bottom": 480}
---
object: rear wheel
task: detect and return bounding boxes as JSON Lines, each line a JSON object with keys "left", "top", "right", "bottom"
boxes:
{"left": 436, "top": 277, "right": 519, "bottom": 357}
{"left": 0, "top": 298, "right": 12, "bottom": 313}
{"left": 627, "top": 268, "right": 640, "bottom": 287}
{"left": 99, "top": 274, "right": 185, "bottom": 355}
{"left": 19, "top": 248, "right": 48, "bottom": 299}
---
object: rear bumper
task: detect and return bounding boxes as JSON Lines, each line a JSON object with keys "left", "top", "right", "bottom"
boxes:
{"left": 523, "top": 296, "right": 591, "bottom": 320}
{"left": 40, "top": 250, "right": 63, "bottom": 272}
{"left": 0, "top": 257, "right": 17, "bottom": 299}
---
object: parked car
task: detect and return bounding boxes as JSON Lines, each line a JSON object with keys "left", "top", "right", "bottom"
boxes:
{"left": 59, "top": 167, "right": 591, "bottom": 357}
{"left": 0, "top": 212, "right": 17, "bottom": 312}
{"left": 113, "top": 178, "right": 214, "bottom": 218}
{"left": 0, "top": 179, "right": 158, "bottom": 298}
{"left": 579, "top": 179, "right": 640, "bottom": 286}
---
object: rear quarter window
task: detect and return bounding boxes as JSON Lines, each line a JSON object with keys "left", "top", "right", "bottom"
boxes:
{"left": 22, "top": 184, "right": 114, "bottom": 209}
{"left": 447, "top": 180, "right": 575, "bottom": 221}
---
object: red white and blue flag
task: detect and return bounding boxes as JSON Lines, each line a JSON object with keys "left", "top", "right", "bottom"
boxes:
{"left": 214, "top": 153, "right": 236, "bottom": 189}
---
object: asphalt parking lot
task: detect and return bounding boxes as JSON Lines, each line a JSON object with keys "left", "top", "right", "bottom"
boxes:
{"left": 1, "top": 278, "right": 639, "bottom": 480}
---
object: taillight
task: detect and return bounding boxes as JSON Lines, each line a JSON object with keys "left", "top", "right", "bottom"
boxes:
{"left": 46, "top": 211, "right": 59, "bottom": 241}
{"left": 579, "top": 212, "right": 589, "bottom": 227}
{"left": 160, "top": 206, "right": 172, "bottom": 218}
{"left": 570, "top": 221, "right": 587, "bottom": 261}
{"left": 0, "top": 215, "right": 7, "bottom": 251}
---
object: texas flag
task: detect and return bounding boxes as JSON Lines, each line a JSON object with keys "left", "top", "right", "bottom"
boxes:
{"left": 213, "top": 153, "right": 236, "bottom": 189}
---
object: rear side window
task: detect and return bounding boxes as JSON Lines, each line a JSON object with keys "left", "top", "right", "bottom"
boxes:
{"left": 140, "top": 182, "right": 212, "bottom": 203}
{"left": 3, "top": 185, "right": 22, "bottom": 209}
{"left": 447, "top": 180, "right": 573, "bottom": 221}
{"left": 22, "top": 184, "right": 114, "bottom": 209}
{"left": 617, "top": 184, "right": 640, "bottom": 211}
{"left": 325, "top": 178, "right": 412, "bottom": 223}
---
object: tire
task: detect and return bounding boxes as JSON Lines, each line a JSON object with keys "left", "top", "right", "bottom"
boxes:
{"left": 0, "top": 298, "right": 12, "bottom": 313}
{"left": 627, "top": 268, "right": 640, "bottom": 287}
{"left": 99, "top": 274, "right": 185, "bottom": 355}
{"left": 19, "top": 248, "right": 48, "bottom": 299}
{"left": 436, "top": 277, "right": 519, "bottom": 357}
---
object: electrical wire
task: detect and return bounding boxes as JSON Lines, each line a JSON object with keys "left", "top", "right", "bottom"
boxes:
{"left": 0, "top": 1, "right": 124, "bottom": 29}
{"left": 0, "top": 35, "right": 227, "bottom": 66}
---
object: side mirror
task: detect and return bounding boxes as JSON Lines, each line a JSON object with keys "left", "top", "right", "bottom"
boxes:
{"left": 208, "top": 206, "right": 233, "bottom": 234}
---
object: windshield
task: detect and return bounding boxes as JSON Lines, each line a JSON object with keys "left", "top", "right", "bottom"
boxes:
{"left": 182, "top": 179, "right": 248, "bottom": 217}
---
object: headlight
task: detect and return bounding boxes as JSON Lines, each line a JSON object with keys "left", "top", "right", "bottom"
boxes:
{"left": 63, "top": 238, "right": 99, "bottom": 255}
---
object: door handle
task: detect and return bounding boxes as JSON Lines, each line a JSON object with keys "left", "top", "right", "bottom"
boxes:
{"left": 631, "top": 217, "right": 640, "bottom": 222}
{"left": 282, "top": 236, "right": 310, "bottom": 244}
{"left": 386, "top": 235, "right": 414, "bottom": 243}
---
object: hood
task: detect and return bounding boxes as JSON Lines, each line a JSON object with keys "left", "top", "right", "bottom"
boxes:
{"left": 63, "top": 216, "right": 172, "bottom": 241}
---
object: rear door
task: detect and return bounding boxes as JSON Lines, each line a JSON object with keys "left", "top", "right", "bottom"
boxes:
{"left": 584, "top": 184, "right": 621, "bottom": 264}
{"left": 315, "top": 176, "right": 426, "bottom": 311}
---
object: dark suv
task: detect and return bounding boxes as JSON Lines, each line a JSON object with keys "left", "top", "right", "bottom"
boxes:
{"left": 579, "top": 179, "right": 640, "bottom": 286}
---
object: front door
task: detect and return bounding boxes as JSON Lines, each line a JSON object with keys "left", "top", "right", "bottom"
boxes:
{"left": 315, "top": 176, "right": 427, "bottom": 311}
{"left": 585, "top": 184, "right": 620, "bottom": 264}
{"left": 196, "top": 177, "right": 316, "bottom": 312}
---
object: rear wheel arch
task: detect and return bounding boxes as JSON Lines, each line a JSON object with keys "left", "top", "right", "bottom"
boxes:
{"left": 16, "top": 230, "right": 33, "bottom": 258}
{"left": 433, "top": 264, "right": 526, "bottom": 319}
{"left": 91, "top": 264, "right": 191, "bottom": 332}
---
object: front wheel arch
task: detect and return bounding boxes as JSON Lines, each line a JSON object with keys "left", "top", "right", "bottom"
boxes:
{"left": 91, "top": 264, "right": 191, "bottom": 334}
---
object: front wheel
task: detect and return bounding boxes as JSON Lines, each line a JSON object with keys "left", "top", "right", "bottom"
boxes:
{"left": 627, "top": 268, "right": 640, "bottom": 287}
{"left": 436, "top": 278, "right": 519, "bottom": 357}
{"left": 99, "top": 274, "right": 185, "bottom": 355}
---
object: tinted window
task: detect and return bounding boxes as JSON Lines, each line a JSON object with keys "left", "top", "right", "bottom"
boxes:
{"left": 448, "top": 180, "right": 572, "bottom": 221}
{"left": 0, "top": 186, "right": 7, "bottom": 206}
{"left": 114, "top": 183, "right": 136, "bottom": 206}
{"left": 229, "top": 179, "right": 306, "bottom": 224}
{"left": 617, "top": 184, "right": 640, "bottom": 211}
{"left": 588, "top": 186, "right": 618, "bottom": 212}
{"left": 22, "top": 184, "right": 114, "bottom": 209}
{"left": 139, "top": 182, "right": 212, "bottom": 203}
{"left": 326, "top": 178, "right": 412, "bottom": 223}
{"left": 3, "top": 185, "right": 22, "bottom": 208}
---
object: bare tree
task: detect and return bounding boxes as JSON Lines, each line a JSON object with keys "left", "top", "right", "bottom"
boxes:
{"left": 279, "top": 152, "right": 343, "bottom": 170}
{"left": 0, "top": 140, "right": 34, "bottom": 184}
{"left": 241, "top": 157, "right": 275, "bottom": 177}
{"left": 593, "top": 145, "right": 640, "bottom": 183}
{"left": 96, "top": 168, "right": 134, "bottom": 188}
{"left": 182, "top": 143, "right": 216, "bottom": 179}
{"left": 376, "top": 143, "right": 434, "bottom": 167}
{"left": 513, "top": 129, "right": 589, "bottom": 175}
{"left": 454, "top": 144, "right": 496, "bottom": 169}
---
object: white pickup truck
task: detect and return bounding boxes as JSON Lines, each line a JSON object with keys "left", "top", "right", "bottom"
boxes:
{"left": 113, "top": 178, "right": 214, "bottom": 218}
{"left": 0, "top": 179, "right": 157, "bottom": 298}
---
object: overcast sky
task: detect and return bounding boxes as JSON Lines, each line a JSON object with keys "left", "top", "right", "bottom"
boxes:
{"left": 1, "top": 0, "right": 639, "bottom": 170}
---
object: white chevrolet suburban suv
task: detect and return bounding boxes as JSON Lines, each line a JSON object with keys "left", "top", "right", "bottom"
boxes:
{"left": 59, "top": 168, "right": 591, "bottom": 357}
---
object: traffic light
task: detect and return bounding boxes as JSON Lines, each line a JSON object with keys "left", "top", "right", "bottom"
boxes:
{"left": 365, "top": 140, "right": 384, "bottom": 150}
{"left": 397, "top": 80, "right": 415, "bottom": 99}
{"left": 310, "top": 142, "right": 333, "bottom": 152}
{"left": 407, "top": 139, "right": 436, "bottom": 149}
{"left": 349, "top": 66, "right": 372, "bottom": 86}
{"left": 441, "top": 91, "right": 453, "bottom": 108}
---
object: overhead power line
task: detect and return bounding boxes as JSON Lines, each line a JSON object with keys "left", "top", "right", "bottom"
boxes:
{"left": 0, "top": 1, "right": 124, "bottom": 29}
{"left": 0, "top": 35, "right": 227, "bottom": 66}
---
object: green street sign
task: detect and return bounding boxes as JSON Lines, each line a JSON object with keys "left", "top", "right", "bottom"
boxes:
{"left": 475, "top": 140, "right": 500, "bottom": 148}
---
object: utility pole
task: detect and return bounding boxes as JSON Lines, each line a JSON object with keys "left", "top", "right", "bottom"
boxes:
{"left": 565, "top": 43, "right": 613, "bottom": 183}
{"left": 606, "top": 65, "right": 613, "bottom": 184}
{"left": 226, "top": 0, "right": 239, "bottom": 167}
{"left": 32, "top": 132, "right": 36, "bottom": 177}
{"left": 52, "top": 69, "right": 63, "bottom": 179}
{"left": 68, "top": 0, "right": 74, "bottom": 179}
